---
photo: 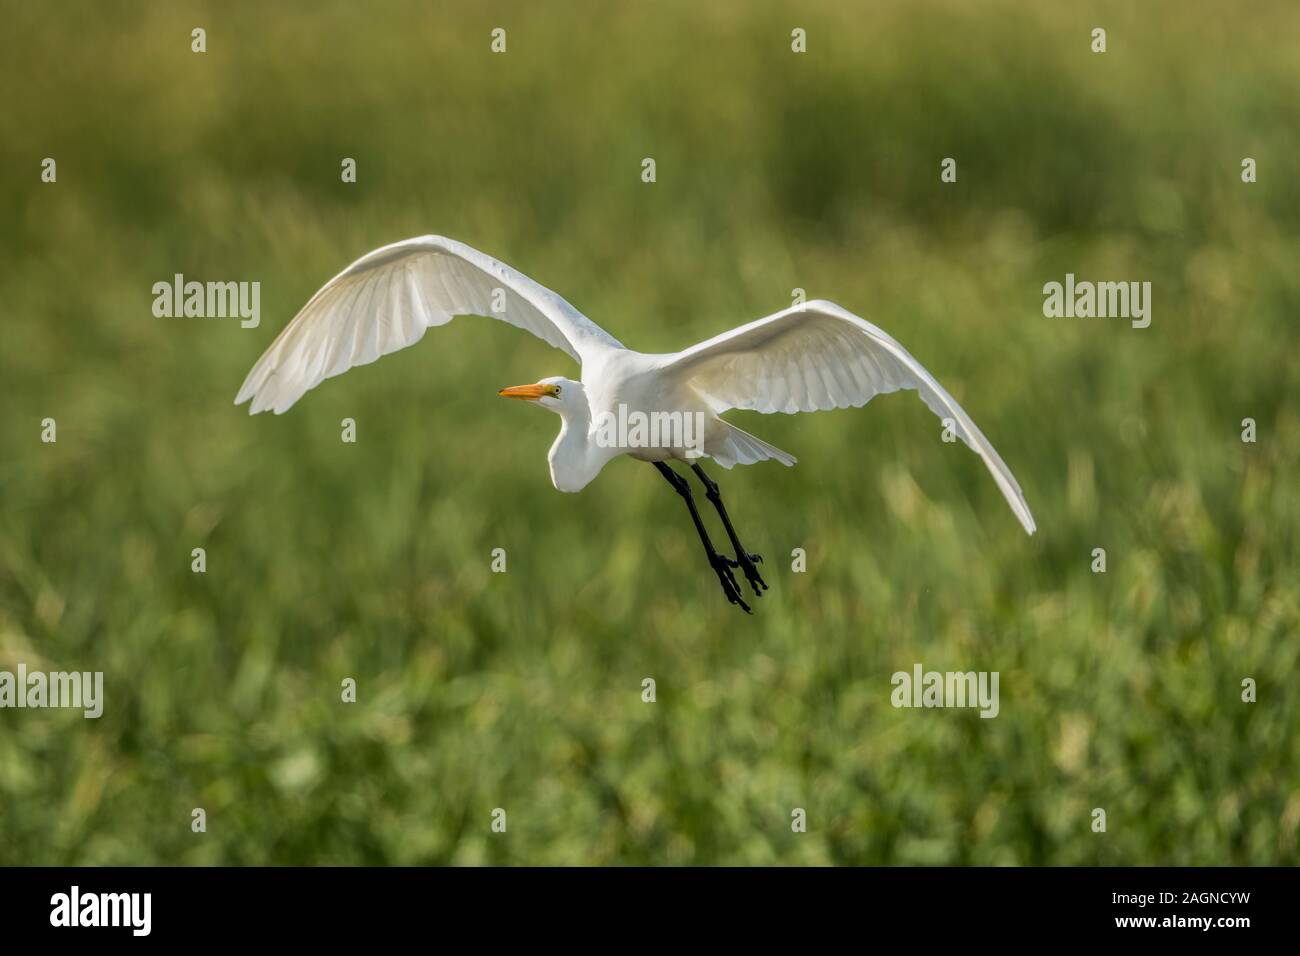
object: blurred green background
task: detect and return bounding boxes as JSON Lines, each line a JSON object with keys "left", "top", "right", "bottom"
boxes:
{"left": 1, "top": 0, "right": 1297, "bottom": 865}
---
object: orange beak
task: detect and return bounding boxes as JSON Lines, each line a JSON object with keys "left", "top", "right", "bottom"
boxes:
{"left": 497, "top": 382, "right": 553, "bottom": 401}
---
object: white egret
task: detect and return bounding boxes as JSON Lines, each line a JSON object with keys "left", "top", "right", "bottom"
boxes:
{"left": 236, "top": 236, "right": 1035, "bottom": 612}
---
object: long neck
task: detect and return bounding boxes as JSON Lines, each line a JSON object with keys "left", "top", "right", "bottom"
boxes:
{"left": 548, "top": 403, "right": 602, "bottom": 493}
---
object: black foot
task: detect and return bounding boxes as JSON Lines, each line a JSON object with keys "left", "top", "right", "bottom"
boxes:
{"left": 709, "top": 551, "right": 751, "bottom": 614}
{"left": 736, "top": 551, "right": 768, "bottom": 597}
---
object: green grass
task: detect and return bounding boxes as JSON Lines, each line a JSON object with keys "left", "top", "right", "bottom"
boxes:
{"left": 0, "top": 0, "right": 1297, "bottom": 865}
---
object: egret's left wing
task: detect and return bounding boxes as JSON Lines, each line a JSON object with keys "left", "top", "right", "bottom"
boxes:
{"left": 235, "top": 236, "right": 623, "bottom": 414}
{"left": 660, "top": 300, "right": 1036, "bottom": 534}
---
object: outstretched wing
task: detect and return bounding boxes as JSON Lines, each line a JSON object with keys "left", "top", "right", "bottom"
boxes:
{"left": 235, "top": 235, "right": 623, "bottom": 414}
{"left": 661, "top": 300, "right": 1036, "bottom": 534}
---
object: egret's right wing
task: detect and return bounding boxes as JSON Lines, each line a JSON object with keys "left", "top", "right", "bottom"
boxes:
{"left": 235, "top": 236, "right": 624, "bottom": 414}
{"left": 661, "top": 300, "right": 1035, "bottom": 534}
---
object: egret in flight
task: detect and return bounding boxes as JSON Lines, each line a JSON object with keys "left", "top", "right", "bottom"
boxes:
{"left": 237, "top": 236, "right": 1035, "bottom": 612}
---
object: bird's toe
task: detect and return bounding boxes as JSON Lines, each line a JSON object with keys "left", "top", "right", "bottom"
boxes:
{"left": 708, "top": 553, "right": 751, "bottom": 611}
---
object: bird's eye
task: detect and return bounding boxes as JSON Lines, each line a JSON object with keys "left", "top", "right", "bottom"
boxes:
{"left": 552, "top": 385, "right": 561, "bottom": 397}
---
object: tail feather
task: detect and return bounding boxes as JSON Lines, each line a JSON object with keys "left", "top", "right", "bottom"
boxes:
{"left": 708, "top": 422, "right": 797, "bottom": 469}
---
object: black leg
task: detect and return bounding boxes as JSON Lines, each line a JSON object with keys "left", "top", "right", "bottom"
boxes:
{"left": 654, "top": 461, "right": 750, "bottom": 613}
{"left": 690, "top": 462, "right": 768, "bottom": 598}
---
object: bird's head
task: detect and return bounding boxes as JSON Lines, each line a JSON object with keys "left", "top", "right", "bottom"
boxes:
{"left": 497, "top": 376, "right": 585, "bottom": 416}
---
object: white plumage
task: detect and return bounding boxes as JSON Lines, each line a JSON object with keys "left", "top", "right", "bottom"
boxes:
{"left": 237, "top": 235, "right": 1035, "bottom": 535}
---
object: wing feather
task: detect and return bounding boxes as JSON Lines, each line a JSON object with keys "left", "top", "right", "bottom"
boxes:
{"left": 235, "top": 236, "right": 623, "bottom": 414}
{"left": 661, "top": 300, "right": 1036, "bottom": 534}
